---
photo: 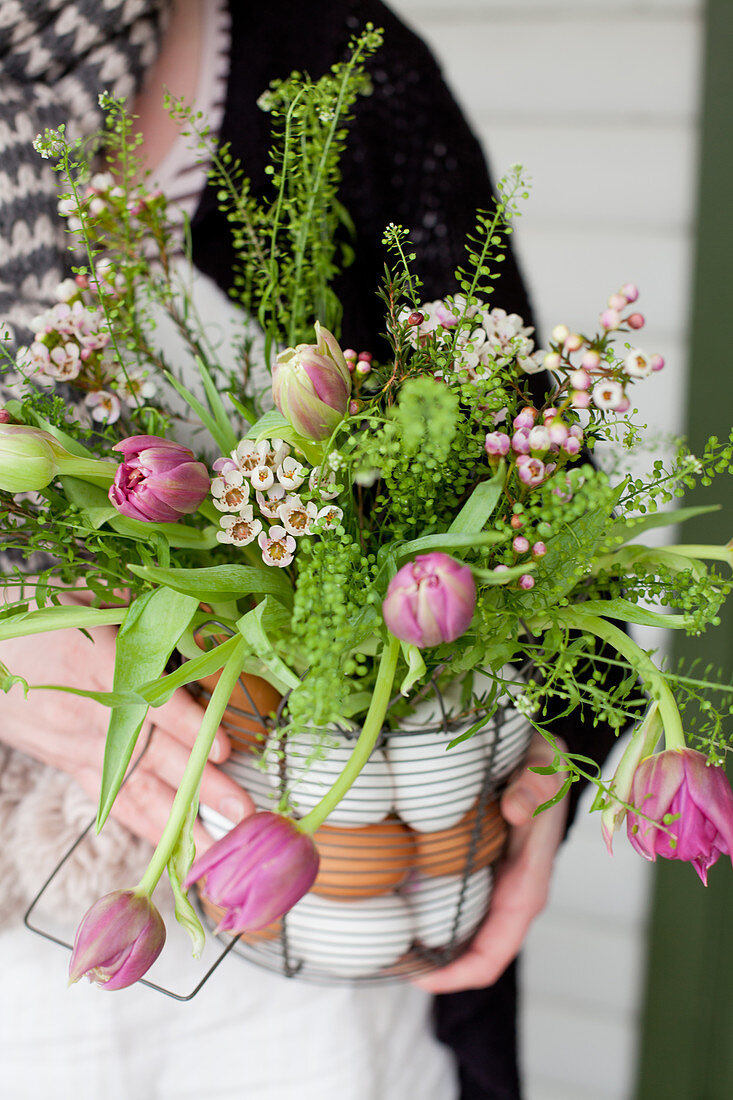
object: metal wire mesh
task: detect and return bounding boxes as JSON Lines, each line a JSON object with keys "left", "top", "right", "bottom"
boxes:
{"left": 194, "top": 663, "right": 533, "bottom": 985}
{"left": 24, "top": 628, "right": 533, "bottom": 993}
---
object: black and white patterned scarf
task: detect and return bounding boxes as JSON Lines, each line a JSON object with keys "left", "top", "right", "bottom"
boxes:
{"left": 0, "top": 0, "right": 169, "bottom": 347}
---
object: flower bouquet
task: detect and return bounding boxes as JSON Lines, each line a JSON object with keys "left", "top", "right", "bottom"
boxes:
{"left": 1, "top": 27, "right": 732, "bottom": 990}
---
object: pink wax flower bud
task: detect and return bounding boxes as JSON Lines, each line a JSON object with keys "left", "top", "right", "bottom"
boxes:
{"left": 547, "top": 420, "right": 569, "bottom": 447}
{"left": 627, "top": 312, "right": 645, "bottom": 330}
{"left": 581, "top": 350, "right": 601, "bottom": 371}
{"left": 513, "top": 409, "right": 536, "bottom": 431}
{"left": 511, "top": 428, "right": 531, "bottom": 455}
{"left": 564, "top": 332, "right": 583, "bottom": 352}
{"left": 607, "top": 292, "right": 627, "bottom": 312}
{"left": 516, "top": 454, "right": 546, "bottom": 487}
{"left": 600, "top": 308, "right": 621, "bottom": 331}
{"left": 627, "top": 749, "right": 733, "bottom": 884}
{"left": 272, "top": 322, "right": 351, "bottom": 441}
{"left": 484, "top": 431, "right": 511, "bottom": 457}
{"left": 69, "top": 889, "right": 165, "bottom": 991}
{"left": 562, "top": 435, "right": 582, "bottom": 457}
{"left": 109, "top": 435, "right": 210, "bottom": 523}
{"left": 512, "top": 535, "right": 530, "bottom": 555}
{"left": 650, "top": 354, "right": 665, "bottom": 372}
{"left": 518, "top": 574, "right": 535, "bottom": 590}
{"left": 184, "top": 812, "right": 319, "bottom": 932}
{"left": 569, "top": 369, "right": 591, "bottom": 392}
{"left": 528, "top": 425, "right": 551, "bottom": 452}
{"left": 382, "top": 552, "right": 476, "bottom": 648}
{"left": 620, "top": 282, "right": 639, "bottom": 303}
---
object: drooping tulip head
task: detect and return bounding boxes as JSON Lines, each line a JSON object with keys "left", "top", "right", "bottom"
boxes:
{"left": 184, "top": 811, "right": 320, "bottom": 932}
{"left": 627, "top": 748, "right": 733, "bottom": 884}
{"left": 69, "top": 889, "right": 166, "bottom": 991}
{"left": 382, "top": 551, "right": 476, "bottom": 648}
{"left": 272, "top": 322, "right": 351, "bottom": 441}
{"left": 109, "top": 435, "right": 210, "bottom": 522}
{"left": 0, "top": 423, "right": 62, "bottom": 492}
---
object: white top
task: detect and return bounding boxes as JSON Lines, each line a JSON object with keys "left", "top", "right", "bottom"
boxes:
{"left": 150, "top": 0, "right": 231, "bottom": 225}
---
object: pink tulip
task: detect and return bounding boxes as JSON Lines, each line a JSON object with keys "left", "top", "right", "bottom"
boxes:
{"left": 109, "top": 435, "right": 210, "bottom": 522}
{"left": 627, "top": 749, "right": 733, "bottom": 884}
{"left": 184, "top": 812, "right": 319, "bottom": 932}
{"left": 272, "top": 323, "right": 351, "bottom": 441}
{"left": 382, "top": 552, "right": 476, "bottom": 648}
{"left": 69, "top": 890, "right": 165, "bottom": 990}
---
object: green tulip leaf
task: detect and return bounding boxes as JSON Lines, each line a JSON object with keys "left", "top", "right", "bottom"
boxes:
{"left": 0, "top": 603, "right": 127, "bottom": 642}
{"left": 97, "top": 588, "right": 200, "bottom": 831}
{"left": 236, "top": 598, "right": 300, "bottom": 693}
{"left": 449, "top": 462, "right": 506, "bottom": 534}
{"left": 128, "top": 563, "right": 294, "bottom": 607}
{"left": 168, "top": 799, "right": 206, "bottom": 959}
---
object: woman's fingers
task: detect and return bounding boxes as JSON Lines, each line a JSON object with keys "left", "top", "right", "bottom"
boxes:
{"left": 413, "top": 733, "right": 569, "bottom": 994}
{"left": 152, "top": 688, "right": 232, "bottom": 764}
{"left": 142, "top": 728, "right": 254, "bottom": 821}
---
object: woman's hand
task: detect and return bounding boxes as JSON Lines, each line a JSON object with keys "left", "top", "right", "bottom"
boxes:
{"left": 0, "top": 626, "right": 255, "bottom": 853}
{"left": 413, "top": 732, "right": 568, "bottom": 994}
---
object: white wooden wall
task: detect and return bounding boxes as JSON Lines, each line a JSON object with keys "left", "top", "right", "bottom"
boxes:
{"left": 386, "top": 2, "right": 704, "bottom": 1097}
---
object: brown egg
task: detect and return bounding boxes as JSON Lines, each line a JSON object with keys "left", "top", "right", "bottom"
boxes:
{"left": 413, "top": 797, "right": 507, "bottom": 877}
{"left": 202, "top": 670, "right": 280, "bottom": 752}
{"left": 313, "top": 817, "right": 416, "bottom": 900}
{"left": 193, "top": 630, "right": 281, "bottom": 751}
{"left": 197, "top": 889, "right": 282, "bottom": 942}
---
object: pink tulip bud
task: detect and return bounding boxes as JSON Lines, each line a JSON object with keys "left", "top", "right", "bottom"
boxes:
{"left": 272, "top": 322, "right": 351, "bottom": 441}
{"left": 184, "top": 812, "right": 319, "bottom": 932}
{"left": 69, "top": 890, "right": 165, "bottom": 991}
{"left": 627, "top": 748, "right": 733, "bottom": 884}
{"left": 109, "top": 436, "right": 210, "bottom": 523}
{"left": 382, "top": 552, "right": 476, "bottom": 648}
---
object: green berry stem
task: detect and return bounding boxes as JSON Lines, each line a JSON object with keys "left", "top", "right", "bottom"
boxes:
{"left": 297, "top": 632, "right": 401, "bottom": 835}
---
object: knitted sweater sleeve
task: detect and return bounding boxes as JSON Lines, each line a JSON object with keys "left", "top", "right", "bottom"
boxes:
{"left": 0, "top": 0, "right": 168, "bottom": 347}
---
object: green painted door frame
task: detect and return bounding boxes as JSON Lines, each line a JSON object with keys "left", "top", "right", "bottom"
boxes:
{"left": 634, "top": 2, "right": 733, "bottom": 1097}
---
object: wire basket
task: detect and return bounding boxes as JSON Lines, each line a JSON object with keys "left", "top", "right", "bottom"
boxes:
{"left": 196, "top": 670, "right": 533, "bottom": 984}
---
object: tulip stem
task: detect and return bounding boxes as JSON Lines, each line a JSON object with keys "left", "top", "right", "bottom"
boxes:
{"left": 58, "top": 456, "right": 116, "bottom": 483}
{"left": 137, "top": 636, "right": 248, "bottom": 896}
{"left": 556, "top": 609, "right": 686, "bottom": 750}
{"left": 298, "top": 634, "right": 401, "bottom": 835}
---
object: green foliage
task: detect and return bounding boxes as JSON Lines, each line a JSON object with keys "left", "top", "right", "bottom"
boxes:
{"left": 174, "top": 25, "right": 384, "bottom": 350}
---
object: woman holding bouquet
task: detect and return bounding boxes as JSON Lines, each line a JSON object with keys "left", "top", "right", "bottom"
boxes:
{"left": 0, "top": 1, "right": 614, "bottom": 1097}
